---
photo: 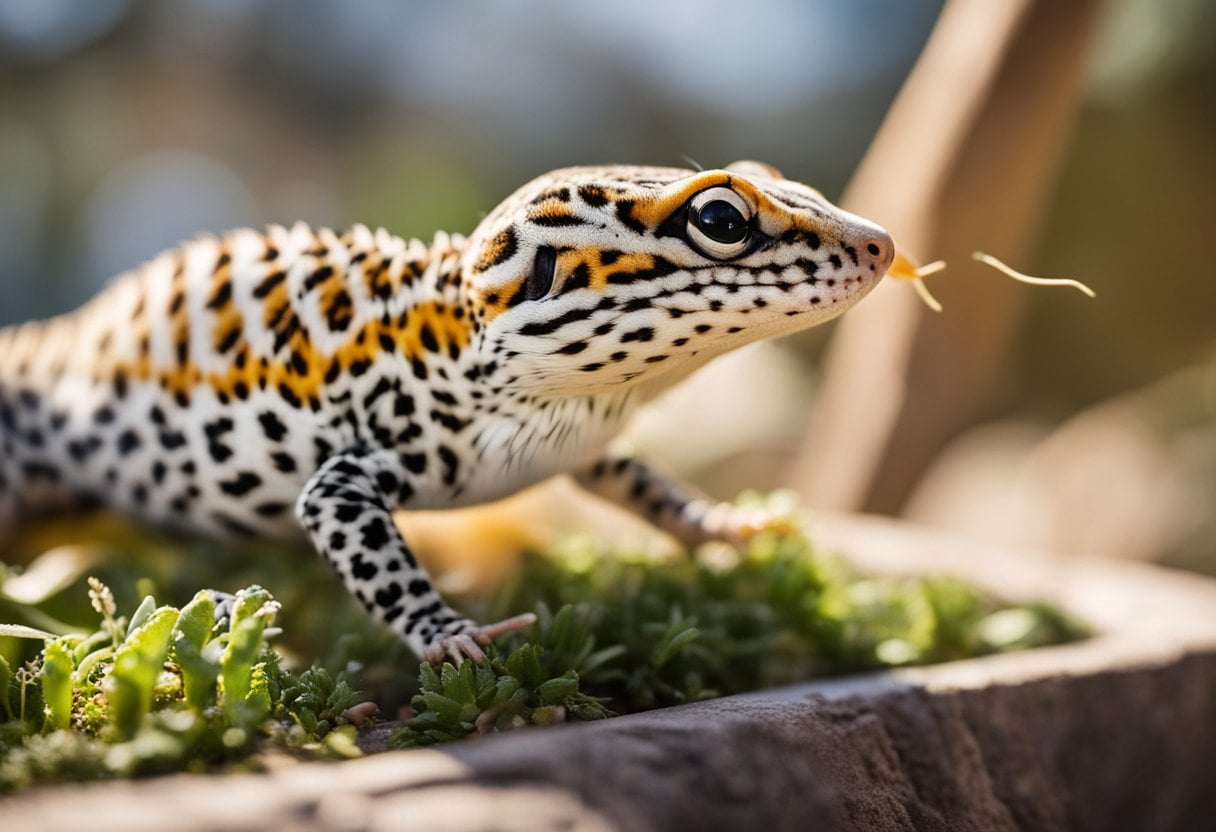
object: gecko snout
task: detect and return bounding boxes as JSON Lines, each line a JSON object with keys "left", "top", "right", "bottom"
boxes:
{"left": 860, "top": 229, "right": 895, "bottom": 275}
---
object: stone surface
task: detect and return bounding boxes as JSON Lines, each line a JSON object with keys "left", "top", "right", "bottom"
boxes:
{"left": 4, "top": 513, "right": 1216, "bottom": 831}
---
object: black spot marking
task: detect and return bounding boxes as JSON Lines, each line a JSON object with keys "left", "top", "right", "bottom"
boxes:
{"left": 303, "top": 265, "right": 334, "bottom": 293}
{"left": 518, "top": 304, "right": 596, "bottom": 337}
{"left": 334, "top": 503, "right": 361, "bottom": 523}
{"left": 419, "top": 325, "right": 440, "bottom": 353}
{"left": 357, "top": 378, "right": 390, "bottom": 412}
{"left": 578, "top": 185, "right": 609, "bottom": 207}
{"left": 360, "top": 517, "right": 390, "bottom": 549}
{"left": 437, "top": 445, "right": 459, "bottom": 486}
{"left": 605, "top": 256, "right": 677, "bottom": 285}
{"left": 206, "top": 279, "right": 232, "bottom": 309}
{"left": 159, "top": 430, "right": 187, "bottom": 450}
{"left": 530, "top": 186, "right": 571, "bottom": 204}
{"left": 278, "top": 384, "right": 302, "bottom": 408}
{"left": 350, "top": 553, "right": 378, "bottom": 580}
{"left": 67, "top": 437, "right": 102, "bottom": 462}
{"left": 563, "top": 261, "right": 591, "bottom": 292}
{"left": 430, "top": 410, "right": 469, "bottom": 433}
{"left": 116, "top": 429, "right": 141, "bottom": 456}
{"left": 258, "top": 411, "right": 288, "bottom": 441}
{"left": 253, "top": 270, "right": 286, "bottom": 298}
{"left": 615, "top": 200, "right": 646, "bottom": 234}
{"left": 375, "top": 470, "right": 399, "bottom": 496}
{"left": 219, "top": 471, "right": 262, "bottom": 496}
{"left": 374, "top": 582, "right": 404, "bottom": 607}
{"left": 215, "top": 325, "right": 241, "bottom": 354}
{"left": 326, "top": 290, "right": 354, "bottom": 332}
{"left": 393, "top": 394, "right": 415, "bottom": 417}
{"left": 555, "top": 340, "right": 588, "bottom": 355}
{"left": 530, "top": 212, "right": 585, "bottom": 228}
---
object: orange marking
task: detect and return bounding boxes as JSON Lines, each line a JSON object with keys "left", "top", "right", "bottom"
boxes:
{"left": 473, "top": 229, "right": 514, "bottom": 273}
{"left": 628, "top": 171, "right": 785, "bottom": 230}
{"left": 474, "top": 277, "right": 525, "bottom": 321}
{"left": 103, "top": 296, "right": 476, "bottom": 407}
{"left": 557, "top": 250, "right": 657, "bottom": 290}
{"left": 529, "top": 200, "right": 576, "bottom": 222}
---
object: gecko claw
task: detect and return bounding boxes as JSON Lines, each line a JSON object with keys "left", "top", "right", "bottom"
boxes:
{"left": 423, "top": 612, "right": 538, "bottom": 666}
{"left": 694, "top": 503, "right": 801, "bottom": 549}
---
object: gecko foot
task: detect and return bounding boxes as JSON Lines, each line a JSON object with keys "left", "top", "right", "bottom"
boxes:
{"left": 423, "top": 612, "right": 538, "bottom": 666}
{"left": 697, "top": 503, "right": 801, "bottom": 549}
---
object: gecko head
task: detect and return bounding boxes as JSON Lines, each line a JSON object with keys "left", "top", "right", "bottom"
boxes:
{"left": 461, "top": 161, "right": 893, "bottom": 395}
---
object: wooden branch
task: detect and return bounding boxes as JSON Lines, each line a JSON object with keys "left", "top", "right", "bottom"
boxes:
{"left": 788, "top": 0, "right": 1105, "bottom": 513}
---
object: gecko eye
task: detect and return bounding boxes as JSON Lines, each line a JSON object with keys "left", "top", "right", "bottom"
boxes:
{"left": 687, "top": 187, "right": 752, "bottom": 259}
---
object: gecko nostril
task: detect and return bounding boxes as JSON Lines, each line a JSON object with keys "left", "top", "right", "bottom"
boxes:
{"left": 861, "top": 232, "right": 894, "bottom": 271}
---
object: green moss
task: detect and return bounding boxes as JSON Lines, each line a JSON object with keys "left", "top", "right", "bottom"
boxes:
{"left": 0, "top": 492, "right": 1087, "bottom": 787}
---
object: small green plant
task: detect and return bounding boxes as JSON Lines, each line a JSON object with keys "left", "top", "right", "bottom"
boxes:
{"left": 393, "top": 604, "right": 613, "bottom": 748}
{"left": 0, "top": 582, "right": 369, "bottom": 791}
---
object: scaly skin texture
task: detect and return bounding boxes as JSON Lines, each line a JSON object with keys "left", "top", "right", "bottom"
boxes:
{"left": 0, "top": 161, "right": 893, "bottom": 663}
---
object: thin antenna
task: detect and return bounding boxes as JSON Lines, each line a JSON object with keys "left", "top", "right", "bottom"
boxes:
{"left": 973, "top": 252, "right": 1096, "bottom": 298}
{"left": 681, "top": 154, "right": 705, "bottom": 172}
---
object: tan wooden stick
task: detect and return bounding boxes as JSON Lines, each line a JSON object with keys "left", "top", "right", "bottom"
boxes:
{"left": 788, "top": 0, "right": 1104, "bottom": 513}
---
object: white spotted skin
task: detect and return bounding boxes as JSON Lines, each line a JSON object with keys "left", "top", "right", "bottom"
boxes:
{"left": 0, "top": 162, "right": 894, "bottom": 661}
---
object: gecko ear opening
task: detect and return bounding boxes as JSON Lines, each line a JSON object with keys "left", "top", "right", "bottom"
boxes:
{"left": 526, "top": 245, "right": 557, "bottom": 301}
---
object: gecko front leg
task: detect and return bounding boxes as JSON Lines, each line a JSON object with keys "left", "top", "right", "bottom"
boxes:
{"left": 296, "top": 444, "right": 533, "bottom": 664}
{"left": 574, "top": 450, "right": 796, "bottom": 548}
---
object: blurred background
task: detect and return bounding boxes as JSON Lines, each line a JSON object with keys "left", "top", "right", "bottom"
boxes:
{"left": 1, "top": 0, "right": 1213, "bottom": 576}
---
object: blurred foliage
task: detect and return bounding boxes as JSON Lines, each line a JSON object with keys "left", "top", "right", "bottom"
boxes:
{"left": 1, "top": 493, "right": 1084, "bottom": 783}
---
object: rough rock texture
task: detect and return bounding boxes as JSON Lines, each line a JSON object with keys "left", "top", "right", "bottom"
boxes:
{"left": 4, "top": 513, "right": 1216, "bottom": 831}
